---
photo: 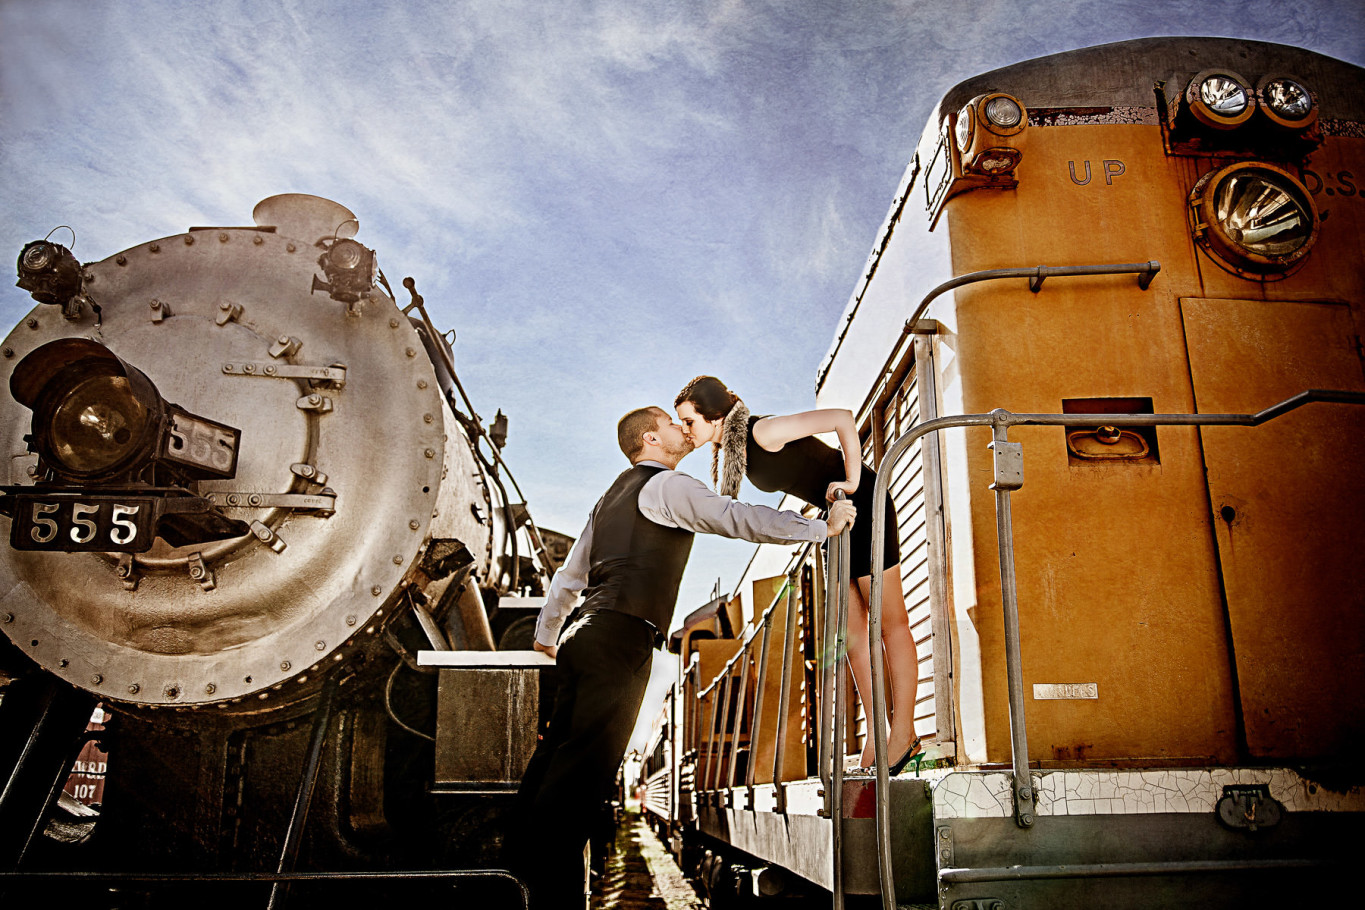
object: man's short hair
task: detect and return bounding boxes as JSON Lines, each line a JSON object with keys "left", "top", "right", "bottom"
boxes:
{"left": 618, "top": 406, "right": 665, "bottom": 460}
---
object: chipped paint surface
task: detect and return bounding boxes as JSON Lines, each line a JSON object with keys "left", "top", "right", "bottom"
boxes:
{"left": 932, "top": 768, "right": 1365, "bottom": 818}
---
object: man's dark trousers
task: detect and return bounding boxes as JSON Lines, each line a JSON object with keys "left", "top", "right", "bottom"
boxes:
{"left": 511, "top": 609, "right": 654, "bottom": 908}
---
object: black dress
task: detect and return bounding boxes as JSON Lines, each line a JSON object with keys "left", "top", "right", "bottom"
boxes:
{"left": 744, "top": 415, "right": 900, "bottom": 579}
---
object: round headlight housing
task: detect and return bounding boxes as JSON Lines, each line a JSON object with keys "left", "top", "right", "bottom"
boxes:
{"left": 12, "top": 340, "right": 166, "bottom": 482}
{"left": 983, "top": 95, "right": 1023, "bottom": 129}
{"left": 954, "top": 102, "right": 975, "bottom": 153}
{"left": 1257, "top": 74, "right": 1317, "bottom": 128}
{"left": 1186, "top": 69, "right": 1254, "bottom": 129}
{"left": 1189, "top": 162, "right": 1319, "bottom": 280}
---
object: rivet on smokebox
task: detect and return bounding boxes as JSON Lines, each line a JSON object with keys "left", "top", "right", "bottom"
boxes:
{"left": 206, "top": 683, "right": 217, "bottom": 695}
{"left": 219, "top": 233, "right": 229, "bottom": 243}
{"left": 117, "top": 255, "right": 127, "bottom": 266}
{"left": 315, "top": 640, "right": 326, "bottom": 651}
{"left": 91, "top": 675, "right": 103, "bottom": 685}
{"left": 406, "top": 348, "right": 417, "bottom": 358}
{"left": 371, "top": 586, "right": 382, "bottom": 596}
{"left": 424, "top": 413, "right": 434, "bottom": 424}
{"left": 3, "top": 348, "right": 12, "bottom": 358}
{"left": 129, "top": 684, "right": 140, "bottom": 694}
{"left": 286, "top": 243, "right": 296, "bottom": 252}
{"left": 346, "top": 615, "right": 357, "bottom": 626}
{"left": 417, "top": 380, "right": 428, "bottom": 389}
{"left": 424, "top": 449, "right": 435, "bottom": 459}
{"left": 280, "top": 661, "right": 291, "bottom": 672}
{"left": 390, "top": 319, "right": 400, "bottom": 328}
{"left": 409, "top": 520, "right": 420, "bottom": 530}
{"left": 393, "top": 555, "right": 403, "bottom": 565}
{"left": 253, "top": 235, "right": 264, "bottom": 245}
{"left": 184, "top": 235, "right": 194, "bottom": 245}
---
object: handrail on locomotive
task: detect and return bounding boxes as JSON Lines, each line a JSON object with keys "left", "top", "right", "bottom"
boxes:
{"left": 684, "top": 386, "right": 1365, "bottom": 909}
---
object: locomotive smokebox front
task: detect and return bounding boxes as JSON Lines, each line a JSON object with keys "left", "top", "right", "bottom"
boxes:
{"left": 0, "top": 195, "right": 492, "bottom": 712}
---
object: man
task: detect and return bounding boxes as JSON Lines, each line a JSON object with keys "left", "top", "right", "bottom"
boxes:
{"left": 509, "top": 406, "right": 855, "bottom": 908}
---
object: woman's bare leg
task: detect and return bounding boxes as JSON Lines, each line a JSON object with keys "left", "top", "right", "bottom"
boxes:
{"left": 855, "top": 567, "right": 922, "bottom": 767}
{"left": 841, "top": 584, "right": 876, "bottom": 766}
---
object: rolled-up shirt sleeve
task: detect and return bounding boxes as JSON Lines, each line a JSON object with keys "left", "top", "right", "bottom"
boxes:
{"left": 534, "top": 512, "right": 593, "bottom": 648}
{"left": 638, "top": 471, "right": 827, "bottom": 543}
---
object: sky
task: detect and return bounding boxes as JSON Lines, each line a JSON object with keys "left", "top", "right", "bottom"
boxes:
{"left": 2, "top": 0, "right": 1361, "bottom": 748}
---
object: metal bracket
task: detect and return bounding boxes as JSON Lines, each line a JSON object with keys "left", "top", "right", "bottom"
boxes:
{"left": 249, "top": 520, "right": 287, "bottom": 553}
{"left": 215, "top": 302, "right": 243, "bottom": 325}
{"left": 296, "top": 393, "right": 333, "bottom": 413}
{"left": 205, "top": 490, "right": 335, "bottom": 513}
{"left": 116, "top": 553, "right": 139, "bottom": 591}
{"left": 936, "top": 825, "right": 954, "bottom": 867}
{"left": 988, "top": 440, "right": 1023, "bottom": 491}
{"left": 188, "top": 552, "right": 215, "bottom": 591}
{"left": 1216, "top": 784, "right": 1283, "bottom": 832}
{"left": 1012, "top": 773, "right": 1036, "bottom": 828}
{"left": 291, "top": 463, "right": 329, "bottom": 486}
{"left": 269, "top": 335, "right": 302, "bottom": 359}
{"left": 149, "top": 299, "right": 172, "bottom": 322}
{"left": 222, "top": 362, "right": 346, "bottom": 385}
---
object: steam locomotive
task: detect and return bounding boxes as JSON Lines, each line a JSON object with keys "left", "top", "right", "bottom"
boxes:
{"left": 0, "top": 195, "right": 561, "bottom": 906}
{"left": 641, "top": 37, "right": 1365, "bottom": 909}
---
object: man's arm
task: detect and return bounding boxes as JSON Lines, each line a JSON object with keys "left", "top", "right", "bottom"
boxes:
{"left": 532, "top": 512, "right": 594, "bottom": 656}
{"left": 638, "top": 470, "right": 842, "bottom": 543}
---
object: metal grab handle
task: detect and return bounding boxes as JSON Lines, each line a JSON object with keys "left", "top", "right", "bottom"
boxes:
{"left": 864, "top": 388, "right": 1365, "bottom": 910}
{"left": 826, "top": 489, "right": 851, "bottom": 910}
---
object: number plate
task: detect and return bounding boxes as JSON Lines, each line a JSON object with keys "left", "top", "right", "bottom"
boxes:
{"left": 10, "top": 495, "right": 159, "bottom": 552}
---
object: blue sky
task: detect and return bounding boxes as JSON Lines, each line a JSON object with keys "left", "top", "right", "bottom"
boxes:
{"left": 2, "top": 0, "right": 1361, "bottom": 744}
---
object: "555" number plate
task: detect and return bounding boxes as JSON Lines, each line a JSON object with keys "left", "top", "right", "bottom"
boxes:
{"left": 10, "top": 495, "right": 159, "bottom": 552}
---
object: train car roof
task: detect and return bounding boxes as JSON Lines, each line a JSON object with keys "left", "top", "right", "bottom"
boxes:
{"left": 933, "top": 36, "right": 1365, "bottom": 126}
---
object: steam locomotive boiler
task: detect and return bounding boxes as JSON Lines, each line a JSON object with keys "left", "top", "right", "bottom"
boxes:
{"left": 0, "top": 195, "right": 556, "bottom": 905}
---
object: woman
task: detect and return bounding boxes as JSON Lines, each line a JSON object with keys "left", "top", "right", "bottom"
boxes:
{"left": 674, "top": 376, "right": 922, "bottom": 773}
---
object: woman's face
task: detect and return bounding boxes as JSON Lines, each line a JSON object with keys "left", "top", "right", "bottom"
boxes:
{"left": 676, "top": 400, "right": 719, "bottom": 447}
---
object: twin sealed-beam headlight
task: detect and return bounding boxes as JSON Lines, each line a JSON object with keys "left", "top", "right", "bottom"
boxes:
{"left": 11, "top": 339, "right": 240, "bottom": 484}
{"left": 1185, "top": 69, "right": 1316, "bottom": 130}
{"left": 1189, "top": 162, "right": 1319, "bottom": 279}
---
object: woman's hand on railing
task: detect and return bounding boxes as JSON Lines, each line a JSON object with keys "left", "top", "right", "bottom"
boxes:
{"left": 825, "top": 499, "right": 857, "bottom": 537}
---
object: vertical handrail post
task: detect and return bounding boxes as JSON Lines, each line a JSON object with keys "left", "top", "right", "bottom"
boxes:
{"left": 726, "top": 644, "right": 752, "bottom": 800}
{"left": 709, "top": 666, "right": 735, "bottom": 799}
{"left": 827, "top": 492, "right": 851, "bottom": 910}
{"left": 988, "top": 418, "right": 1034, "bottom": 829}
{"left": 747, "top": 615, "right": 774, "bottom": 798}
{"left": 772, "top": 573, "right": 800, "bottom": 789}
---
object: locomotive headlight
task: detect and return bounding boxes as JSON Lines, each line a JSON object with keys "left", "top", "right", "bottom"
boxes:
{"left": 1186, "top": 69, "right": 1254, "bottom": 129}
{"left": 982, "top": 95, "right": 1024, "bottom": 131}
{"left": 315, "top": 237, "right": 376, "bottom": 304}
{"left": 1258, "top": 74, "right": 1317, "bottom": 129}
{"left": 16, "top": 240, "right": 83, "bottom": 306}
{"left": 11, "top": 338, "right": 240, "bottom": 484}
{"left": 1189, "top": 162, "right": 1319, "bottom": 280}
{"left": 954, "top": 102, "right": 975, "bottom": 153}
{"left": 954, "top": 93, "right": 1027, "bottom": 179}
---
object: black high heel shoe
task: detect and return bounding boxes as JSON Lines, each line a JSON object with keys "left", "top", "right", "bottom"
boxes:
{"left": 888, "top": 737, "right": 923, "bottom": 776}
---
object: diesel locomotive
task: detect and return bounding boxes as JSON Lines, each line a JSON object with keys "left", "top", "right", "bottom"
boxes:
{"left": 0, "top": 194, "right": 561, "bottom": 906}
{"left": 642, "top": 37, "right": 1365, "bottom": 909}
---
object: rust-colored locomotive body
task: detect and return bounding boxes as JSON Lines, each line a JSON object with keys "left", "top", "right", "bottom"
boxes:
{"left": 654, "top": 38, "right": 1364, "bottom": 909}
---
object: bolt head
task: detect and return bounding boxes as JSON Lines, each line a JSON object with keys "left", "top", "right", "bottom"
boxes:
{"left": 280, "top": 661, "right": 291, "bottom": 671}
{"left": 129, "top": 684, "right": 140, "bottom": 694}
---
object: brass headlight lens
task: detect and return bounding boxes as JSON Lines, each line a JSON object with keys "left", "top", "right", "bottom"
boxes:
{"left": 47, "top": 372, "right": 153, "bottom": 476}
{"left": 1190, "top": 162, "right": 1319, "bottom": 279}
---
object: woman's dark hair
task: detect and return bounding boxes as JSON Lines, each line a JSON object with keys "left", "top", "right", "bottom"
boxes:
{"left": 674, "top": 375, "right": 739, "bottom": 421}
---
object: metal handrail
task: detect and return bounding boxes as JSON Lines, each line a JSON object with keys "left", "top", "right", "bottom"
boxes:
{"left": 863, "top": 388, "right": 1365, "bottom": 910}
{"left": 818, "top": 260, "right": 1160, "bottom": 391}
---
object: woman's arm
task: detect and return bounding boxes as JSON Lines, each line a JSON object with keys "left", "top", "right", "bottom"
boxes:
{"left": 752, "top": 409, "right": 862, "bottom": 502}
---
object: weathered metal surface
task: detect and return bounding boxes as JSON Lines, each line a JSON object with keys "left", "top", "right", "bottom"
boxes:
{"left": 0, "top": 195, "right": 493, "bottom": 708}
{"left": 433, "top": 666, "right": 541, "bottom": 791}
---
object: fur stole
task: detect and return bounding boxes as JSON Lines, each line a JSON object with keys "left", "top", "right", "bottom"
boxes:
{"left": 713, "top": 400, "right": 750, "bottom": 499}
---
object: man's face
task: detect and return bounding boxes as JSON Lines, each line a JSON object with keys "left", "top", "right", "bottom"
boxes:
{"left": 651, "top": 412, "right": 694, "bottom": 460}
